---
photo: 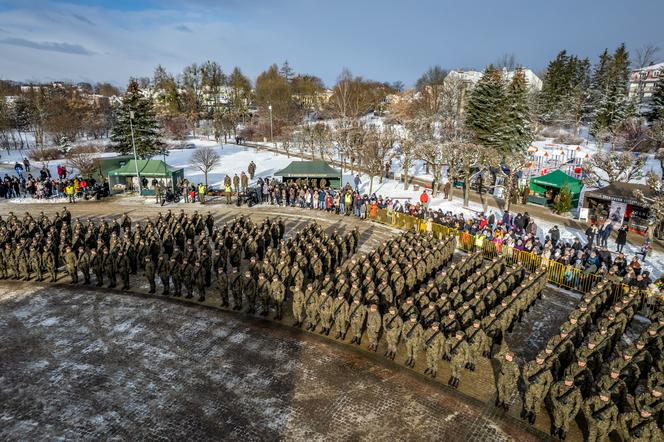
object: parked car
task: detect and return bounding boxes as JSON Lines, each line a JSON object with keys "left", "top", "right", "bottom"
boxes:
{"left": 183, "top": 143, "right": 196, "bottom": 149}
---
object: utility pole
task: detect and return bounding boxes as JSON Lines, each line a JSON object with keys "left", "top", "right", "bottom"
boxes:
{"left": 268, "top": 103, "right": 274, "bottom": 148}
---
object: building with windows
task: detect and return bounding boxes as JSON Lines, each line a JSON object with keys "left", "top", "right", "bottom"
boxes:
{"left": 628, "top": 62, "right": 663, "bottom": 115}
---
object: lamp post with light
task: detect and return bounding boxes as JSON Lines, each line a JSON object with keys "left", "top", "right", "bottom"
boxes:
{"left": 268, "top": 103, "right": 274, "bottom": 148}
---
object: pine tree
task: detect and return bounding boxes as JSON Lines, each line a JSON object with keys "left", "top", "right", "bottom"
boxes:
{"left": 553, "top": 183, "right": 573, "bottom": 214}
{"left": 590, "top": 44, "right": 633, "bottom": 138}
{"left": 502, "top": 69, "right": 534, "bottom": 153}
{"left": 648, "top": 75, "right": 664, "bottom": 123}
{"left": 111, "top": 79, "right": 163, "bottom": 158}
{"left": 465, "top": 66, "right": 506, "bottom": 150}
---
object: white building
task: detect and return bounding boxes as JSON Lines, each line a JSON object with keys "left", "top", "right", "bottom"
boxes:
{"left": 446, "top": 68, "right": 543, "bottom": 91}
{"left": 628, "top": 62, "right": 663, "bottom": 115}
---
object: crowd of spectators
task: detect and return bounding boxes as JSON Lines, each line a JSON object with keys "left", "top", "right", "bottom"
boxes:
{"left": 1, "top": 159, "right": 105, "bottom": 202}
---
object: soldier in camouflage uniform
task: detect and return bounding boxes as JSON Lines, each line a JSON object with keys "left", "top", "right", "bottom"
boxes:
{"left": 63, "top": 246, "right": 78, "bottom": 283}
{"left": 548, "top": 374, "right": 582, "bottom": 440}
{"left": 215, "top": 267, "right": 229, "bottom": 306}
{"left": 402, "top": 314, "right": 423, "bottom": 368}
{"left": 143, "top": 256, "right": 156, "bottom": 294}
{"left": 291, "top": 286, "right": 306, "bottom": 327}
{"left": 347, "top": 297, "right": 367, "bottom": 345}
{"left": 583, "top": 391, "right": 618, "bottom": 442}
{"left": 423, "top": 322, "right": 445, "bottom": 378}
{"left": 332, "top": 292, "right": 349, "bottom": 339}
{"left": 448, "top": 331, "right": 469, "bottom": 389}
{"left": 269, "top": 275, "right": 285, "bottom": 320}
{"left": 522, "top": 351, "right": 553, "bottom": 425}
{"left": 495, "top": 351, "right": 520, "bottom": 410}
{"left": 365, "top": 304, "right": 382, "bottom": 351}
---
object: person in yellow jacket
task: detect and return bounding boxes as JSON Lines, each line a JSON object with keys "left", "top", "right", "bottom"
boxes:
{"left": 225, "top": 183, "right": 232, "bottom": 204}
{"left": 65, "top": 184, "right": 75, "bottom": 203}
{"left": 198, "top": 183, "right": 206, "bottom": 204}
{"left": 344, "top": 191, "right": 352, "bottom": 216}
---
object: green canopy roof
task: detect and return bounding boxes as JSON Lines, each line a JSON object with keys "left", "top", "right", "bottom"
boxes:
{"left": 274, "top": 160, "right": 341, "bottom": 178}
{"left": 530, "top": 170, "right": 583, "bottom": 194}
{"left": 108, "top": 159, "right": 182, "bottom": 177}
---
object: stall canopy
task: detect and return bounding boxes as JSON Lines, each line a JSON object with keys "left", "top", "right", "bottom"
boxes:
{"left": 107, "top": 159, "right": 184, "bottom": 195}
{"left": 274, "top": 160, "right": 342, "bottom": 189}
{"left": 583, "top": 182, "right": 655, "bottom": 206}
{"left": 530, "top": 170, "right": 583, "bottom": 194}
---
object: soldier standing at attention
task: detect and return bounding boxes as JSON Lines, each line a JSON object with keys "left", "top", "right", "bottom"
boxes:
{"left": 241, "top": 270, "right": 257, "bottom": 313}
{"left": 317, "top": 291, "right": 333, "bottom": 335}
{"left": 269, "top": 275, "right": 285, "bottom": 320}
{"left": 157, "top": 255, "right": 170, "bottom": 296}
{"left": 64, "top": 246, "right": 78, "bottom": 284}
{"left": 583, "top": 391, "right": 618, "bottom": 442}
{"left": 402, "top": 314, "right": 423, "bottom": 368}
{"left": 291, "top": 286, "right": 306, "bottom": 327}
{"left": 170, "top": 257, "right": 182, "bottom": 297}
{"left": 347, "top": 297, "right": 367, "bottom": 345}
{"left": 229, "top": 268, "right": 242, "bottom": 309}
{"left": 423, "top": 322, "right": 445, "bottom": 378}
{"left": 365, "top": 304, "right": 382, "bottom": 351}
{"left": 522, "top": 352, "right": 553, "bottom": 425}
{"left": 193, "top": 261, "right": 206, "bottom": 302}
{"left": 383, "top": 306, "right": 402, "bottom": 361}
{"left": 144, "top": 256, "right": 156, "bottom": 294}
{"left": 101, "top": 249, "right": 115, "bottom": 288}
{"left": 90, "top": 249, "right": 103, "bottom": 286}
{"left": 448, "top": 331, "right": 469, "bottom": 389}
{"left": 548, "top": 374, "right": 582, "bottom": 440}
{"left": 495, "top": 351, "right": 520, "bottom": 410}
{"left": 332, "top": 292, "right": 349, "bottom": 339}
{"left": 77, "top": 246, "right": 91, "bottom": 285}
{"left": 215, "top": 267, "right": 229, "bottom": 307}
{"left": 256, "top": 274, "right": 270, "bottom": 316}
{"left": 116, "top": 250, "right": 131, "bottom": 290}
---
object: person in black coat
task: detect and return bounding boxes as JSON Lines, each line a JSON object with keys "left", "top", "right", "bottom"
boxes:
{"left": 616, "top": 225, "right": 628, "bottom": 252}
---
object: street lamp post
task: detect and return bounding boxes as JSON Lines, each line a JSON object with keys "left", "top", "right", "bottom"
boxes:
{"left": 129, "top": 110, "right": 142, "bottom": 195}
{"left": 268, "top": 104, "right": 274, "bottom": 148}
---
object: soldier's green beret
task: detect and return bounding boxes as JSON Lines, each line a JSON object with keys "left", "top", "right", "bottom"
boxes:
{"left": 410, "top": 314, "right": 418, "bottom": 320}
{"left": 623, "top": 347, "right": 635, "bottom": 357}
{"left": 564, "top": 374, "right": 574, "bottom": 382}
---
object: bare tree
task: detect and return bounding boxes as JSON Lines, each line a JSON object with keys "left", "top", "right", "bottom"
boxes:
{"left": 190, "top": 144, "right": 221, "bottom": 188}
{"left": 359, "top": 126, "right": 396, "bottom": 194}
{"left": 494, "top": 53, "right": 519, "bottom": 70}
{"left": 635, "top": 44, "right": 660, "bottom": 68}
{"left": 66, "top": 145, "right": 103, "bottom": 177}
{"left": 28, "top": 144, "right": 63, "bottom": 169}
{"left": 398, "top": 125, "right": 417, "bottom": 190}
{"left": 584, "top": 150, "right": 646, "bottom": 188}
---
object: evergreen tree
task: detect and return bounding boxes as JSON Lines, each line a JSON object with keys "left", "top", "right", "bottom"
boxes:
{"left": 553, "top": 183, "right": 573, "bottom": 214}
{"left": 648, "top": 75, "right": 664, "bottom": 123}
{"left": 111, "top": 79, "right": 163, "bottom": 158}
{"left": 465, "top": 66, "right": 507, "bottom": 150}
{"left": 502, "top": 69, "right": 534, "bottom": 153}
{"left": 590, "top": 44, "right": 633, "bottom": 139}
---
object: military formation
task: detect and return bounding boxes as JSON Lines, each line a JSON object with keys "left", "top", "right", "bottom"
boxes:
{"left": 513, "top": 279, "right": 664, "bottom": 440}
{"left": 1, "top": 208, "right": 662, "bottom": 441}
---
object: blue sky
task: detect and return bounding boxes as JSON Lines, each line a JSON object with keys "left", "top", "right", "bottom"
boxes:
{"left": 0, "top": 0, "right": 662, "bottom": 87}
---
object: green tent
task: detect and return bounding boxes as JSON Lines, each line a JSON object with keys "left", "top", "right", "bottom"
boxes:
{"left": 274, "top": 160, "right": 342, "bottom": 189}
{"left": 529, "top": 170, "right": 583, "bottom": 207}
{"left": 108, "top": 159, "right": 184, "bottom": 195}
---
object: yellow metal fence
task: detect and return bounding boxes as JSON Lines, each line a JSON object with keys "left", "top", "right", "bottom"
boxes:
{"left": 369, "top": 208, "right": 660, "bottom": 318}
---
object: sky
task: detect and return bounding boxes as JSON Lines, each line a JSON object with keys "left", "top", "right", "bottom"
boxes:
{"left": 0, "top": 0, "right": 663, "bottom": 88}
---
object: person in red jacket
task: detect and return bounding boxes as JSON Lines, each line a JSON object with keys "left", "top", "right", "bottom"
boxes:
{"left": 419, "top": 190, "right": 429, "bottom": 216}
